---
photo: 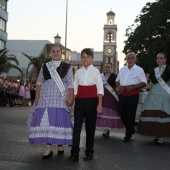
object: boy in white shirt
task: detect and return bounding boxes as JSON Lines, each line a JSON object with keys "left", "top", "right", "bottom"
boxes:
{"left": 68, "top": 48, "right": 104, "bottom": 162}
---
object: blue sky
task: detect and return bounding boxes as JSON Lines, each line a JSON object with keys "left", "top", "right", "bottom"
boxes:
{"left": 7, "top": 0, "right": 155, "bottom": 67}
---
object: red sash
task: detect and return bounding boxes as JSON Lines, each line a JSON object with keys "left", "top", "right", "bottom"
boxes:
{"left": 121, "top": 85, "right": 140, "bottom": 96}
{"left": 77, "top": 85, "right": 97, "bottom": 98}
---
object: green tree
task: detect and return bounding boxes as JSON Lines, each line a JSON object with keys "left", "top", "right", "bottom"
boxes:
{"left": 22, "top": 52, "right": 51, "bottom": 81}
{"left": 123, "top": 0, "right": 170, "bottom": 73}
{"left": 0, "top": 48, "right": 22, "bottom": 75}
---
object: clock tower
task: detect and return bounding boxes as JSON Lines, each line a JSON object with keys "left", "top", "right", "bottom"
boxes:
{"left": 103, "top": 10, "right": 118, "bottom": 73}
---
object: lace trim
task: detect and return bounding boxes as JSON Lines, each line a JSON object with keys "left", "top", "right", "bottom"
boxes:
{"left": 29, "top": 107, "right": 72, "bottom": 139}
{"left": 97, "top": 115, "right": 122, "bottom": 119}
{"left": 68, "top": 84, "right": 74, "bottom": 88}
{"left": 29, "top": 126, "right": 72, "bottom": 139}
{"left": 52, "top": 60, "right": 62, "bottom": 68}
{"left": 36, "top": 82, "right": 42, "bottom": 85}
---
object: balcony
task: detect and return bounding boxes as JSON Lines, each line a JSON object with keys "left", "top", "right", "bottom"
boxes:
{"left": 0, "top": 7, "right": 8, "bottom": 21}
{"left": 0, "top": 29, "right": 7, "bottom": 41}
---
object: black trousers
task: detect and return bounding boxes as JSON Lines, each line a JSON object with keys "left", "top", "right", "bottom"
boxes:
{"left": 118, "top": 94, "right": 139, "bottom": 138}
{"left": 71, "top": 97, "right": 98, "bottom": 155}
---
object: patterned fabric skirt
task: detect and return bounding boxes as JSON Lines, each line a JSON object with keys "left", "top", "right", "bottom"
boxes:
{"left": 28, "top": 107, "right": 72, "bottom": 145}
{"left": 137, "top": 84, "right": 170, "bottom": 137}
{"left": 96, "top": 88, "right": 124, "bottom": 131}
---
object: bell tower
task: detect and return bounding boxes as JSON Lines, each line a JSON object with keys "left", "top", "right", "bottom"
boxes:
{"left": 103, "top": 10, "right": 118, "bottom": 73}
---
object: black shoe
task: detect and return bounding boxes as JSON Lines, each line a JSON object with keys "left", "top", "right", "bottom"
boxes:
{"left": 102, "top": 133, "right": 109, "bottom": 138}
{"left": 153, "top": 138, "right": 159, "bottom": 142}
{"left": 58, "top": 145, "right": 64, "bottom": 155}
{"left": 42, "top": 151, "right": 53, "bottom": 159}
{"left": 102, "top": 131, "right": 110, "bottom": 138}
{"left": 132, "top": 129, "right": 135, "bottom": 134}
{"left": 67, "top": 154, "right": 79, "bottom": 162}
{"left": 83, "top": 153, "right": 93, "bottom": 161}
{"left": 123, "top": 136, "right": 131, "bottom": 142}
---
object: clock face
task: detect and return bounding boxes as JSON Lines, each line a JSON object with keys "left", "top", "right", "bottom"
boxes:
{"left": 107, "top": 48, "right": 113, "bottom": 54}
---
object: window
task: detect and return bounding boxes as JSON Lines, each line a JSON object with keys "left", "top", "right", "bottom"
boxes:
{"left": 110, "top": 58, "right": 114, "bottom": 63}
{"left": 0, "top": 18, "right": 6, "bottom": 31}
{"left": 109, "top": 19, "right": 113, "bottom": 25}
{"left": 107, "top": 33, "right": 113, "bottom": 42}
{"left": 0, "top": 39, "right": 5, "bottom": 49}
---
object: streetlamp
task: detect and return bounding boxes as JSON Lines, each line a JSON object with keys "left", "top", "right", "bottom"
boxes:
{"left": 64, "top": 0, "right": 68, "bottom": 61}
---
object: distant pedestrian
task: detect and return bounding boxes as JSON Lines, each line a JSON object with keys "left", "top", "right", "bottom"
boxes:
{"left": 19, "top": 80, "right": 25, "bottom": 106}
{"left": 116, "top": 52, "right": 147, "bottom": 142}
{"left": 24, "top": 82, "right": 31, "bottom": 106}
{"left": 30, "top": 81, "right": 36, "bottom": 106}
{"left": 138, "top": 52, "right": 170, "bottom": 144}
{"left": 96, "top": 63, "right": 124, "bottom": 138}
{"left": 68, "top": 48, "right": 104, "bottom": 162}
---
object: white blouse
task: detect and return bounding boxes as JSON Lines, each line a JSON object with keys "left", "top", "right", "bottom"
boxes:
{"left": 52, "top": 60, "right": 62, "bottom": 68}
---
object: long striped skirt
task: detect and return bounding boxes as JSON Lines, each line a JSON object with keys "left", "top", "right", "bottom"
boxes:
{"left": 137, "top": 83, "right": 170, "bottom": 137}
{"left": 96, "top": 88, "right": 124, "bottom": 131}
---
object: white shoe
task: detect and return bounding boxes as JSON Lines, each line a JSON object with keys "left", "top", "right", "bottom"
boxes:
{"left": 43, "top": 144, "right": 52, "bottom": 156}
{"left": 156, "top": 138, "right": 163, "bottom": 144}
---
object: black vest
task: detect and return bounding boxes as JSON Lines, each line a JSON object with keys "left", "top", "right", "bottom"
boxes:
{"left": 150, "top": 65, "right": 170, "bottom": 84}
{"left": 104, "top": 72, "right": 117, "bottom": 89}
{"left": 42, "top": 62, "right": 71, "bottom": 80}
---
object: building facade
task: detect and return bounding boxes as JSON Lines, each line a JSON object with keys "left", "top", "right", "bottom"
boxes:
{"left": 6, "top": 34, "right": 72, "bottom": 80}
{"left": 0, "top": 0, "right": 8, "bottom": 49}
{"left": 6, "top": 10, "right": 119, "bottom": 79}
{"left": 69, "top": 50, "right": 103, "bottom": 73}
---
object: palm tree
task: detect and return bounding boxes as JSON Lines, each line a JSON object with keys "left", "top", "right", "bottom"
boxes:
{"left": 22, "top": 52, "right": 51, "bottom": 81}
{"left": 0, "top": 48, "right": 22, "bottom": 75}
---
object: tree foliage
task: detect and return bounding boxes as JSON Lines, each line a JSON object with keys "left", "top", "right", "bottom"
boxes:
{"left": 123, "top": 0, "right": 170, "bottom": 73}
{"left": 22, "top": 52, "right": 51, "bottom": 81}
{"left": 0, "top": 48, "right": 22, "bottom": 75}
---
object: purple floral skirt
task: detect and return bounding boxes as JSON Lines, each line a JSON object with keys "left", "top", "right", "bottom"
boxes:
{"left": 28, "top": 107, "right": 72, "bottom": 145}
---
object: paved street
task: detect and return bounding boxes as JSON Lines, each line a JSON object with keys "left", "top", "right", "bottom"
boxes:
{"left": 0, "top": 106, "right": 170, "bottom": 170}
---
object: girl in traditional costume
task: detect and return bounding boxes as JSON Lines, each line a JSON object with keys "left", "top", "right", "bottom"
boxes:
{"left": 96, "top": 63, "right": 124, "bottom": 138}
{"left": 138, "top": 53, "right": 170, "bottom": 144}
{"left": 28, "top": 45, "right": 74, "bottom": 159}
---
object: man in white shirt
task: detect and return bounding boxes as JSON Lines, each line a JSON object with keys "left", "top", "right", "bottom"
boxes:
{"left": 116, "top": 52, "right": 147, "bottom": 142}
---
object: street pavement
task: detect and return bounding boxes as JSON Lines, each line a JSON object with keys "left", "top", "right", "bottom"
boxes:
{"left": 0, "top": 106, "right": 170, "bottom": 170}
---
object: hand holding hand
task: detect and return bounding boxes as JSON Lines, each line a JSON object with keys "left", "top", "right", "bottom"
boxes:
{"left": 34, "top": 98, "right": 39, "bottom": 106}
{"left": 97, "top": 104, "right": 102, "bottom": 114}
{"left": 125, "top": 86, "right": 134, "bottom": 92}
{"left": 117, "top": 86, "right": 124, "bottom": 93}
{"left": 66, "top": 97, "right": 74, "bottom": 106}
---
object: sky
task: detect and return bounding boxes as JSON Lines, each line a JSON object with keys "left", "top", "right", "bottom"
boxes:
{"left": 7, "top": 0, "right": 156, "bottom": 68}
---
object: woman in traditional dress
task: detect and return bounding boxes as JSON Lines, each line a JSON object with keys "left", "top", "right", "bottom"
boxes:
{"left": 28, "top": 44, "right": 74, "bottom": 159}
{"left": 19, "top": 80, "right": 25, "bottom": 106}
{"left": 96, "top": 63, "right": 124, "bottom": 138}
{"left": 138, "top": 52, "right": 170, "bottom": 144}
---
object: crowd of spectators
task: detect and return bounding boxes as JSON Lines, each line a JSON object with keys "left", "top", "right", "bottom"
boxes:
{"left": 0, "top": 75, "right": 36, "bottom": 106}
